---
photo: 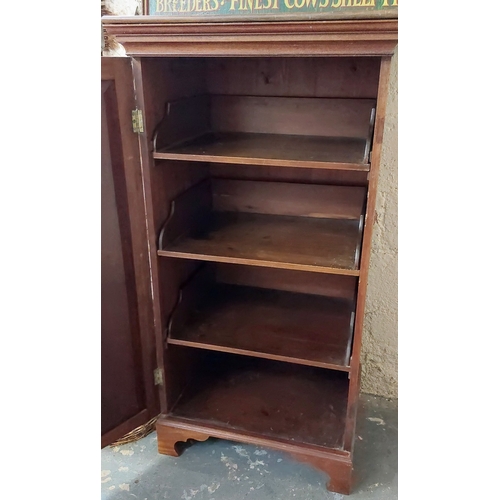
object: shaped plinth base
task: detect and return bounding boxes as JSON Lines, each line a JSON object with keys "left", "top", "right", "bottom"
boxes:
{"left": 156, "top": 420, "right": 210, "bottom": 457}
{"left": 156, "top": 417, "right": 354, "bottom": 494}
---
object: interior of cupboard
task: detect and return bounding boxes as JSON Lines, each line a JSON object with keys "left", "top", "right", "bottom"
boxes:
{"left": 138, "top": 55, "right": 380, "bottom": 450}
{"left": 164, "top": 347, "right": 350, "bottom": 450}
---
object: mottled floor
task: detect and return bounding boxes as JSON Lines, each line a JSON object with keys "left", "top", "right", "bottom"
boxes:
{"left": 101, "top": 394, "right": 397, "bottom": 500}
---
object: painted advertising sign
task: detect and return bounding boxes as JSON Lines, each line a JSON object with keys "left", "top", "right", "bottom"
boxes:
{"left": 145, "top": 0, "right": 398, "bottom": 21}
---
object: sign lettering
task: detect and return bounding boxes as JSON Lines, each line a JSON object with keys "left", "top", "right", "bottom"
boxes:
{"left": 148, "top": 0, "right": 397, "bottom": 18}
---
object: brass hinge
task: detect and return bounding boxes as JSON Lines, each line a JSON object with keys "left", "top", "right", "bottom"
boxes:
{"left": 132, "top": 109, "right": 144, "bottom": 133}
{"left": 154, "top": 368, "right": 163, "bottom": 386}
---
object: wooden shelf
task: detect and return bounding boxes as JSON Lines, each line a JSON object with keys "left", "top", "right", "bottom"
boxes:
{"left": 168, "top": 282, "right": 355, "bottom": 371}
{"left": 154, "top": 132, "right": 370, "bottom": 171}
{"left": 159, "top": 211, "right": 362, "bottom": 275}
{"left": 152, "top": 95, "right": 375, "bottom": 171}
{"left": 168, "top": 352, "right": 349, "bottom": 450}
{"left": 158, "top": 179, "right": 365, "bottom": 275}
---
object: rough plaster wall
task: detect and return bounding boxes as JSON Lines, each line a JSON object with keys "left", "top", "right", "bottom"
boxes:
{"left": 361, "top": 48, "right": 398, "bottom": 399}
{"left": 101, "top": 1, "right": 398, "bottom": 398}
{"left": 104, "top": 0, "right": 141, "bottom": 15}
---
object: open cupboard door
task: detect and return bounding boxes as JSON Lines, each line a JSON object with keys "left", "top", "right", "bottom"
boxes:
{"left": 101, "top": 57, "right": 158, "bottom": 448}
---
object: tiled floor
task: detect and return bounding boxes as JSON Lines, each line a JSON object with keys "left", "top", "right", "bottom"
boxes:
{"left": 101, "top": 394, "right": 397, "bottom": 500}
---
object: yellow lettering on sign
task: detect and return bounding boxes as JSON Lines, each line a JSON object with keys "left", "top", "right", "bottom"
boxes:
{"left": 156, "top": 0, "right": 392, "bottom": 13}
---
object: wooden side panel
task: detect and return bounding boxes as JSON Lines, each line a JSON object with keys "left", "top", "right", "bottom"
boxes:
{"left": 132, "top": 58, "right": 210, "bottom": 413}
{"left": 101, "top": 57, "right": 157, "bottom": 447}
{"left": 142, "top": 58, "right": 207, "bottom": 148}
{"left": 167, "top": 265, "right": 215, "bottom": 339}
{"left": 343, "top": 56, "right": 394, "bottom": 452}
{"left": 154, "top": 94, "right": 210, "bottom": 150}
{"left": 211, "top": 96, "right": 376, "bottom": 139}
{"left": 139, "top": 59, "right": 209, "bottom": 234}
{"left": 206, "top": 57, "right": 381, "bottom": 98}
{"left": 158, "top": 179, "right": 213, "bottom": 247}
{"left": 212, "top": 179, "right": 366, "bottom": 220}
{"left": 164, "top": 345, "right": 207, "bottom": 414}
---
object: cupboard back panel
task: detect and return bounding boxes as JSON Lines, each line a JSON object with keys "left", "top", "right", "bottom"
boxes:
{"left": 210, "top": 95, "right": 376, "bottom": 138}
{"left": 158, "top": 262, "right": 357, "bottom": 311}
{"left": 216, "top": 264, "right": 357, "bottom": 302}
{"left": 209, "top": 164, "right": 369, "bottom": 186}
{"left": 142, "top": 57, "right": 381, "bottom": 140}
{"left": 212, "top": 179, "right": 366, "bottom": 220}
{"left": 206, "top": 57, "right": 381, "bottom": 98}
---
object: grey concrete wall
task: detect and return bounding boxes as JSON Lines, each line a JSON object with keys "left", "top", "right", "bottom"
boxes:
{"left": 102, "top": 2, "right": 398, "bottom": 398}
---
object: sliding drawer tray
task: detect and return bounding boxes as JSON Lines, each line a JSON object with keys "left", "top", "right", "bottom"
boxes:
{"left": 157, "top": 179, "right": 366, "bottom": 276}
{"left": 153, "top": 95, "right": 376, "bottom": 171}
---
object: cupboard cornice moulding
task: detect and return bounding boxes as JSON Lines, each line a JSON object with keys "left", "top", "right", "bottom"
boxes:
{"left": 102, "top": 17, "right": 398, "bottom": 56}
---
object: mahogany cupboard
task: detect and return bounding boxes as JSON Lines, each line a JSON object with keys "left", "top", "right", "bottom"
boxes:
{"left": 101, "top": 17, "right": 397, "bottom": 494}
